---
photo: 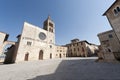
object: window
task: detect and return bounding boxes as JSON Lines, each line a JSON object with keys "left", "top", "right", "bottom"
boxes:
{"left": 81, "top": 42, "right": 83, "bottom": 45}
{"left": 113, "top": 6, "right": 120, "bottom": 15}
{"left": 77, "top": 43, "right": 79, "bottom": 46}
{"left": 50, "top": 40, "right": 52, "bottom": 43}
{"left": 60, "top": 50, "right": 62, "bottom": 52}
{"left": 82, "top": 47, "right": 84, "bottom": 52}
{"left": 78, "top": 48, "right": 79, "bottom": 51}
{"left": 49, "top": 28, "right": 51, "bottom": 32}
{"left": 49, "top": 23, "right": 53, "bottom": 27}
{"left": 27, "top": 41, "right": 32, "bottom": 46}
{"left": 74, "top": 48, "right": 76, "bottom": 51}
{"left": 117, "top": 7, "right": 120, "bottom": 12}
{"left": 57, "top": 50, "right": 59, "bottom": 52}
{"left": 50, "top": 45, "right": 52, "bottom": 48}
{"left": 108, "top": 34, "right": 113, "bottom": 38}
{"left": 73, "top": 44, "right": 75, "bottom": 46}
{"left": 108, "top": 49, "right": 111, "bottom": 52}
{"left": 114, "top": 9, "right": 118, "bottom": 15}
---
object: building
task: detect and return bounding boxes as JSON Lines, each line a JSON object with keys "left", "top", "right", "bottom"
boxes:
{"left": 66, "top": 39, "right": 98, "bottom": 57}
{"left": 0, "top": 32, "right": 9, "bottom": 54}
{"left": 97, "top": 30, "right": 120, "bottom": 61}
{"left": 103, "top": 0, "right": 120, "bottom": 60}
{"left": 0, "top": 16, "right": 67, "bottom": 64}
{"left": 55, "top": 45, "right": 67, "bottom": 58}
{"left": 103, "top": 0, "right": 120, "bottom": 41}
{"left": 0, "top": 32, "right": 16, "bottom": 62}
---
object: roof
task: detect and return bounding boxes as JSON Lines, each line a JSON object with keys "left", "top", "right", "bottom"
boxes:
{"left": 0, "top": 31, "right": 8, "bottom": 35}
{"left": 97, "top": 30, "right": 113, "bottom": 36}
{"left": 103, "top": 0, "right": 118, "bottom": 16}
{"left": 16, "top": 34, "right": 21, "bottom": 38}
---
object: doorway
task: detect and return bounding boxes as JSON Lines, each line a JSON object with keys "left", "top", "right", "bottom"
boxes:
{"left": 24, "top": 53, "right": 29, "bottom": 61}
{"left": 50, "top": 53, "right": 52, "bottom": 59}
{"left": 39, "top": 50, "right": 43, "bottom": 60}
{"left": 59, "top": 54, "right": 62, "bottom": 58}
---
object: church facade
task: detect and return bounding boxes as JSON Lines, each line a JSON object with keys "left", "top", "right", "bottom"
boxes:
{"left": 1, "top": 16, "right": 67, "bottom": 64}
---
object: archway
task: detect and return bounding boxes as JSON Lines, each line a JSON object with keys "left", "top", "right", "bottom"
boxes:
{"left": 39, "top": 50, "right": 43, "bottom": 60}
{"left": 24, "top": 53, "right": 29, "bottom": 61}
{"left": 0, "top": 44, "right": 14, "bottom": 63}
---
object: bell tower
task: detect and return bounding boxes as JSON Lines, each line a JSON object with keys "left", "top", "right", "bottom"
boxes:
{"left": 43, "top": 16, "right": 55, "bottom": 59}
{"left": 43, "top": 16, "right": 55, "bottom": 33}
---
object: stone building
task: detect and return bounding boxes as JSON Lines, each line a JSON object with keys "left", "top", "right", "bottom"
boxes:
{"left": 0, "top": 32, "right": 16, "bottom": 62}
{"left": 66, "top": 39, "right": 98, "bottom": 57}
{"left": 0, "top": 32, "right": 9, "bottom": 54}
{"left": 97, "top": 30, "right": 120, "bottom": 61}
{"left": 0, "top": 16, "right": 67, "bottom": 64}
{"left": 103, "top": 0, "right": 120, "bottom": 41}
{"left": 103, "top": 0, "right": 120, "bottom": 60}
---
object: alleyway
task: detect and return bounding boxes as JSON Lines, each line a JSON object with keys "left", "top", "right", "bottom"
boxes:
{"left": 0, "top": 57, "right": 120, "bottom": 80}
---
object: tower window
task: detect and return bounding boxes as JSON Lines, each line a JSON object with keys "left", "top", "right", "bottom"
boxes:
{"left": 51, "top": 29, "right": 53, "bottom": 32}
{"left": 44, "top": 22, "right": 48, "bottom": 28}
{"left": 49, "top": 23, "right": 53, "bottom": 27}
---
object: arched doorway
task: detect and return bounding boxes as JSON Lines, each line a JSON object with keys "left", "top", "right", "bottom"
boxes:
{"left": 39, "top": 50, "right": 43, "bottom": 60}
{"left": 24, "top": 53, "right": 29, "bottom": 61}
{"left": 50, "top": 53, "right": 52, "bottom": 59}
{"left": 59, "top": 54, "right": 62, "bottom": 58}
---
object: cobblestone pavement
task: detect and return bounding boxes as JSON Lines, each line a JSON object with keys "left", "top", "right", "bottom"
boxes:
{"left": 0, "top": 57, "right": 120, "bottom": 80}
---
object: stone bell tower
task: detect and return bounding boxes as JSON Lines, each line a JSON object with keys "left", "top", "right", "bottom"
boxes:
{"left": 43, "top": 16, "right": 55, "bottom": 59}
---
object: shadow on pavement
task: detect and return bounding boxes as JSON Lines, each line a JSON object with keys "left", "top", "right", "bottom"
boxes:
{"left": 27, "top": 59, "right": 120, "bottom": 80}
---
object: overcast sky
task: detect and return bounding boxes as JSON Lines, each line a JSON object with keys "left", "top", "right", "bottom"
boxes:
{"left": 0, "top": 0, "right": 115, "bottom": 45}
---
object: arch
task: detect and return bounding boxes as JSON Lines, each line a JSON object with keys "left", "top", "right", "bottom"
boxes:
{"left": 39, "top": 50, "right": 43, "bottom": 60}
{"left": 24, "top": 53, "right": 29, "bottom": 61}
{"left": 0, "top": 41, "right": 15, "bottom": 54}
{"left": 50, "top": 53, "right": 52, "bottom": 59}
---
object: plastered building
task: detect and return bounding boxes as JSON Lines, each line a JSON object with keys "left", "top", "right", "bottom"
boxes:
{"left": 66, "top": 39, "right": 98, "bottom": 57}
{"left": 55, "top": 45, "right": 67, "bottom": 58}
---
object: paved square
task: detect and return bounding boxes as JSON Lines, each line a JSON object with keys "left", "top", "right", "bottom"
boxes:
{"left": 0, "top": 57, "right": 120, "bottom": 80}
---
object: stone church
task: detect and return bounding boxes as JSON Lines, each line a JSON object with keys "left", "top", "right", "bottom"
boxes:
{"left": 0, "top": 16, "right": 67, "bottom": 64}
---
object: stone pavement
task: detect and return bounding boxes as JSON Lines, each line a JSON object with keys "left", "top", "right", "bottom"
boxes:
{"left": 0, "top": 57, "right": 120, "bottom": 80}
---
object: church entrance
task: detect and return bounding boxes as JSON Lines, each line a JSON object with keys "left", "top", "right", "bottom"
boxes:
{"left": 50, "top": 53, "right": 52, "bottom": 59}
{"left": 24, "top": 53, "right": 29, "bottom": 61}
{"left": 39, "top": 50, "right": 43, "bottom": 60}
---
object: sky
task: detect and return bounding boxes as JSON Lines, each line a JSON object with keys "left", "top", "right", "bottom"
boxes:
{"left": 0, "top": 0, "right": 115, "bottom": 45}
